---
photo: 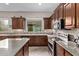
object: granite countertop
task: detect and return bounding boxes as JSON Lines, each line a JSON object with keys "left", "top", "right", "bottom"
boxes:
{"left": 0, "top": 33, "right": 48, "bottom": 36}
{"left": 0, "top": 38, "right": 29, "bottom": 56}
{"left": 0, "top": 30, "right": 53, "bottom": 36}
{"left": 57, "top": 29, "right": 79, "bottom": 36}
{"left": 55, "top": 40, "right": 79, "bottom": 56}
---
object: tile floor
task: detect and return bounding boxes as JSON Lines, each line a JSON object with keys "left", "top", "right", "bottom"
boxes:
{"left": 29, "top": 46, "right": 51, "bottom": 56}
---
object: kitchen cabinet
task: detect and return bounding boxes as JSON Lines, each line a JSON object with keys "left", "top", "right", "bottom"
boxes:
{"left": 15, "top": 42, "right": 29, "bottom": 56}
{"left": 0, "top": 36, "right": 6, "bottom": 40}
{"left": 23, "top": 42, "right": 29, "bottom": 56}
{"left": 15, "top": 48, "right": 24, "bottom": 56}
{"left": 64, "top": 3, "right": 75, "bottom": 29}
{"left": 76, "top": 3, "right": 79, "bottom": 28}
{"left": 12, "top": 16, "right": 25, "bottom": 29}
{"left": 65, "top": 50, "right": 72, "bottom": 56}
{"left": 44, "top": 18, "right": 51, "bottom": 29}
{"left": 55, "top": 42, "right": 73, "bottom": 56}
{"left": 56, "top": 43, "right": 64, "bottom": 56}
{"left": 55, "top": 10, "right": 59, "bottom": 20}
{"left": 29, "top": 36, "right": 48, "bottom": 46}
{"left": 53, "top": 13, "right": 56, "bottom": 20}
{"left": 58, "top": 4, "right": 64, "bottom": 20}
{"left": 12, "top": 17, "right": 18, "bottom": 29}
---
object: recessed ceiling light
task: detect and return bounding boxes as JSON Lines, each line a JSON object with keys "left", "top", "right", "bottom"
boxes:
{"left": 38, "top": 3, "right": 42, "bottom": 6}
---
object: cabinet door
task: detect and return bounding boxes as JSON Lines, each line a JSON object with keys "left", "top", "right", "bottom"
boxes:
{"left": 12, "top": 18, "right": 18, "bottom": 29}
{"left": 55, "top": 10, "right": 59, "bottom": 20}
{"left": 12, "top": 17, "right": 25, "bottom": 29}
{"left": 56, "top": 43, "right": 64, "bottom": 56}
{"left": 29, "top": 36, "right": 48, "bottom": 46}
{"left": 44, "top": 18, "right": 51, "bottom": 29}
{"left": 59, "top": 4, "right": 64, "bottom": 20}
{"left": 24, "top": 42, "right": 29, "bottom": 56}
{"left": 15, "top": 48, "right": 23, "bottom": 56}
{"left": 65, "top": 50, "right": 72, "bottom": 56}
{"left": 18, "top": 18, "right": 25, "bottom": 29}
{"left": 39, "top": 36, "right": 48, "bottom": 46}
{"left": 76, "top": 3, "right": 79, "bottom": 28}
{"left": 64, "top": 3, "right": 75, "bottom": 29}
{"left": 44, "top": 18, "right": 49, "bottom": 29}
{"left": 28, "top": 36, "right": 37, "bottom": 46}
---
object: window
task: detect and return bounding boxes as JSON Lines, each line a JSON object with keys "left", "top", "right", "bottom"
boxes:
{"left": 0, "top": 18, "right": 12, "bottom": 31}
{"left": 26, "top": 18, "right": 43, "bottom": 32}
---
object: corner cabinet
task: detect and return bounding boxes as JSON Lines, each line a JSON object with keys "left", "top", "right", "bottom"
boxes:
{"left": 12, "top": 16, "right": 25, "bottom": 29}
{"left": 64, "top": 3, "right": 75, "bottom": 29}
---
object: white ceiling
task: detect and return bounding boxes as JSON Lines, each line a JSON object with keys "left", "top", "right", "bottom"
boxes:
{"left": 0, "top": 3, "right": 59, "bottom": 12}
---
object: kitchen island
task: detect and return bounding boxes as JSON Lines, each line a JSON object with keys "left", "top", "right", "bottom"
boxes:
{"left": 0, "top": 38, "right": 29, "bottom": 56}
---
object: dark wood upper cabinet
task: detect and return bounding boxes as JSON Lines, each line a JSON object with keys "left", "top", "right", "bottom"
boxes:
{"left": 12, "top": 17, "right": 18, "bottom": 29}
{"left": 55, "top": 10, "right": 59, "bottom": 20}
{"left": 58, "top": 4, "right": 64, "bottom": 20}
{"left": 76, "top": 3, "right": 79, "bottom": 28}
{"left": 44, "top": 18, "right": 51, "bottom": 29}
{"left": 12, "top": 16, "right": 25, "bottom": 29}
{"left": 52, "top": 13, "right": 56, "bottom": 21}
{"left": 64, "top": 3, "right": 75, "bottom": 29}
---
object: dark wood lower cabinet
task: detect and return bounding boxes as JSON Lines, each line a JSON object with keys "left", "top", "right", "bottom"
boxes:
{"left": 55, "top": 42, "right": 73, "bottom": 56}
{"left": 15, "top": 42, "right": 29, "bottom": 56}
{"left": 29, "top": 36, "right": 48, "bottom": 46}
{"left": 23, "top": 42, "right": 29, "bottom": 56}
{"left": 56, "top": 43, "right": 64, "bottom": 56}
{"left": 0, "top": 36, "right": 6, "bottom": 40}
{"left": 15, "top": 48, "right": 24, "bottom": 56}
{"left": 65, "top": 50, "right": 73, "bottom": 56}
